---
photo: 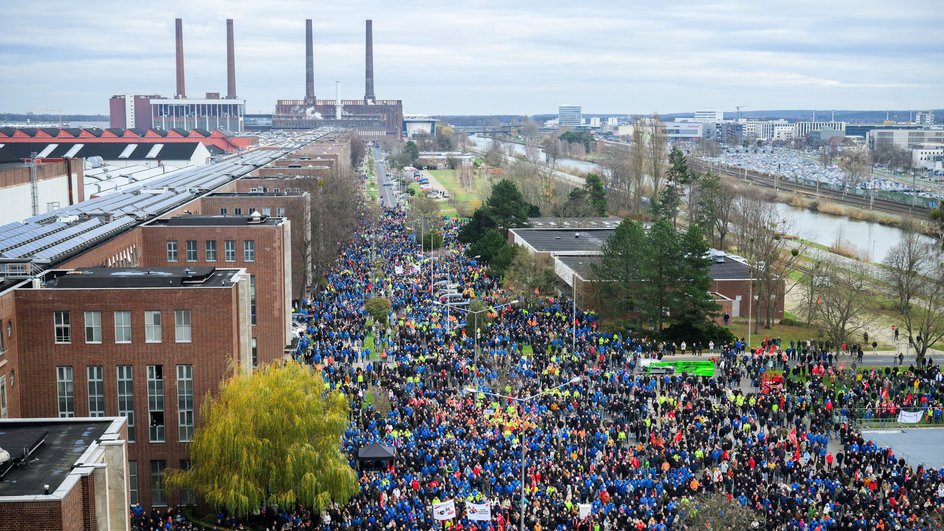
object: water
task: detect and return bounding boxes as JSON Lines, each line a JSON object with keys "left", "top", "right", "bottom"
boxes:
{"left": 468, "top": 135, "right": 602, "bottom": 174}
{"left": 775, "top": 203, "right": 932, "bottom": 263}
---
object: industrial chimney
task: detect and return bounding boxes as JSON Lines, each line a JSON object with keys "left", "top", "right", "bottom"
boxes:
{"left": 335, "top": 80, "right": 342, "bottom": 120}
{"left": 175, "top": 18, "right": 186, "bottom": 98}
{"left": 226, "top": 19, "right": 236, "bottom": 99}
{"left": 305, "top": 19, "right": 315, "bottom": 104}
{"left": 364, "top": 19, "right": 375, "bottom": 104}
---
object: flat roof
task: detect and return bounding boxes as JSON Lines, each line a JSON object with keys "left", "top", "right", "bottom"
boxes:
{"left": 207, "top": 192, "right": 306, "bottom": 197}
{"left": 557, "top": 255, "right": 601, "bottom": 281}
{"left": 0, "top": 419, "right": 113, "bottom": 497}
{"left": 511, "top": 228, "right": 614, "bottom": 253}
{"left": 528, "top": 217, "right": 622, "bottom": 229}
{"left": 151, "top": 215, "right": 282, "bottom": 226}
{"left": 44, "top": 266, "right": 239, "bottom": 289}
{"left": 709, "top": 258, "right": 752, "bottom": 280}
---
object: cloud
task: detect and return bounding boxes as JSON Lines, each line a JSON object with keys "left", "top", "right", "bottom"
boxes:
{"left": 0, "top": 0, "right": 941, "bottom": 115}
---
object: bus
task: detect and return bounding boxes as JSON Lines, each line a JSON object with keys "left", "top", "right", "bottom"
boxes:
{"left": 641, "top": 359, "right": 716, "bottom": 377}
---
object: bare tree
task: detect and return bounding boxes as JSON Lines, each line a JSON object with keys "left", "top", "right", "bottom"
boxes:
{"left": 735, "top": 191, "right": 808, "bottom": 328}
{"left": 503, "top": 247, "right": 558, "bottom": 305}
{"left": 838, "top": 147, "right": 871, "bottom": 194}
{"left": 884, "top": 229, "right": 944, "bottom": 363}
{"left": 811, "top": 257, "right": 874, "bottom": 350}
{"left": 601, "top": 143, "right": 632, "bottom": 214}
{"left": 648, "top": 113, "right": 667, "bottom": 197}
{"left": 678, "top": 493, "right": 762, "bottom": 530}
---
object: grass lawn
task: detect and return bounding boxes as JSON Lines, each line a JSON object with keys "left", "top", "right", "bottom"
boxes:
{"left": 725, "top": 318, "right": 896, "bottom": 351}
{"left": 428, "top": 169, "right": 486, "bottom": 206}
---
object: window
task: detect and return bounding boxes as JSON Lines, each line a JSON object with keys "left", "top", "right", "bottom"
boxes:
{"left": 174, "top": 310, "right": 191, "bottom": 343}
{"left": 262, "top": 207, "right": 271, "bottom": 216}
{"left": 250, "top": 275, "right": 257, "bottom": 325}
{"left": 249, "top": 187, "right": 258, "bottom": 192}
{"left": 185, "top": 240, "right": 197, "bottom": 262}
{"left": 117, "top": 366, "right": 135, "bottom": 442}
{"left": 273, "top": 187, "right": 280, "bottom": 193}
{"left": 57, "top": 366, "right": 74, "bottom": 417}
{"left": 0, "top": 375, "right": 7, "bottom": 418}
{"left": 177, "top": 365, "right": 194, "bottom": 442}
{"left": 84, "top": 311, "right": 101, "bottom": 344}
{"left": 147, "top": 365, "right": 165, "bottom": 442}
{"left": 54, "top": 311, "right": 71, "bottom": 344}
{"left": 150, "top": 460, "right": 167, "bottom": 506}
{"left": 46, "top": 201, "right": 61, "bottom": 212}
{"left": 205, "top": 240, "right": 217, "bottom": 262}
{"left": 166, "top": 240, "right": 178, "bottom": 262}
{"left": 219, "top": 208, "right": 227, "bottom": 215}
{"left": 115, "top": 311, "right": 132, "bottom": 343}
{"left": 251, "top": 337, "right": 258, "bottom": 368}
{"left": 87, "top": 366, "right": 105, "bottom": 417}
{"left": 144, "top": 311, "right": 162, "bottom": 343}
{"left": 128, "top": 461, "right": 139, "bottom": 505}
{"left": 276, "top": 207, "right": 285, "bottom": 217}
{"left": 244, "top": 240, "right": 255, "bottom": 262}
{"left": 179, "top": 460, "right": 195, "bottom": 505}
{"left": 224, "top": 240, "right": 236, "bottom": 262}
{"left": 234, "top": 207, "right": 242, "bottom": 216}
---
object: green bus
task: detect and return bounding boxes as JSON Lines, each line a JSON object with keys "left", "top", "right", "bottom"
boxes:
{"left": 641, "top": 359, "right": 716, "bottom": 377}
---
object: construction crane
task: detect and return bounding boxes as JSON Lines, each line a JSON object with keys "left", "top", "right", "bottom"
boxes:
{"left": 735, "top": 105, "right": 746, "bottom": 121}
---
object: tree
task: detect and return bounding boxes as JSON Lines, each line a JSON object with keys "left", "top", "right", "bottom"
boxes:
{"left": 465, "top": 298, "right": 495, "bottom": 336}
{"left": 601, "top": 143, "right": 633, "bottom": 214}
{"left": 838, "top": 147, "right": 871, "bottom": 194}
{"left": 365, "top": 296, "right": 392, "bottom": 326}
{"left": 503, "top": 246, "right": 558, "bottom": 304}
{"left": 403, "top": 140, "right": 420, "bottom": 163}
{"left": 458, "top": 207, "right": 499, "bottom": 244}
{"left": 485, "top": 179, "right": 530, "bottom": 232}
{"left": 695, "top": 172, "right": 736, "bottom": 250}
{"left": 584, "top": 173, "right": 607, "bottom": 215}
{"left": 811, "top": 257, "right": 873, "bottom": 350}
{"left": 884, "top": 230, "right": 944, "bottom": 363}
{"left": 734, "top": 191, "right": 807, "bottom": 328}
{"left": 648, "top": 113, "right": 667, "bottom": 197}
{"left": 166, "top": 362, "right": 358, "bottom": 517}
{"left": 593, "top": 219, "right": 648, "bottom": 319}
{"left": 678, "top": 494, "right": 762, "bottom": 530}
{"left": 468, "top": 228, "right": 516, "bottom": 274}
{"left": 483, "top": 140, "right": 505, "bottom": 168}
{"left": 655, "top": 146, "right": 693, "bottom": 226}
{"left": 350, "top": 134, "right": 367, "bottom": 168}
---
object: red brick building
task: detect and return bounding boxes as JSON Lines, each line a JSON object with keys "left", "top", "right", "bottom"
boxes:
{"left": 0, "top": 417, "right": 129, "bottom": 531}
{"left": 140, "top": 215, "right": 292, "bottom": 366}
{"left": 13, "top": 266, "right": 252, "bottom": 508}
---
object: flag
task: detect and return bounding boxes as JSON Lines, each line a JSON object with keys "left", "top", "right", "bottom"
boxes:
{"left": 788, "top": 427, "right": 798, "bottom": 448}
{"left": 578, "top": 503, "right": 592, "bottom": 520}
{"left": 433, "top": 500, "right": 456, "bottom": 521}
{"left": 465, "top": 501, "right": 491, "bottom": 521}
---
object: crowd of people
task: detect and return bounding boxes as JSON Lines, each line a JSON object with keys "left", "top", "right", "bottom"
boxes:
{"left": 134, "top": 207, "right": 944, "bottom": 530}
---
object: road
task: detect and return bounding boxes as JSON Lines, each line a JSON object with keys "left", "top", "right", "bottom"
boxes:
{"left": 373, "top": 147, "right": 398, "bottom": 208}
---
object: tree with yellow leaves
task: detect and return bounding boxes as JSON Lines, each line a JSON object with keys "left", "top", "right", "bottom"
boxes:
{"left": 166, "top": 361, "right": 358, "bottom": 517}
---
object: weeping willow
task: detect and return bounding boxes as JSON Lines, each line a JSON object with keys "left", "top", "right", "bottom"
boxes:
{"left": 166, "top": 361, "right": 358, "bottom": 516}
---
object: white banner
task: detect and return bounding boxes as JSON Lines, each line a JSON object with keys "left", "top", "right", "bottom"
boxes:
{"left": 898, "top": 410, "right": 925, "bottom": 424}
{"left": 578, "top": 503, "right": 592, "bottom": 520}
{"left": 465, "top": 501, "right": 491, "bottom": 521}
{"left": 433, "top": 500, "right": 456, "bottom": 521}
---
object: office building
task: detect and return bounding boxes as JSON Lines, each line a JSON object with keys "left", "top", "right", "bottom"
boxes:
{"left": 915, "top": 111, "right": 935, "bottom": 127}
{"left": 693, "top": 111, "right": 725, "bottom": 123}
{"left": 558, "top": 105, "right": 582, "bottom": 127}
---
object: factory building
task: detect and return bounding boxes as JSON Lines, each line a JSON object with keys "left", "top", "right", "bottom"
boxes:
{"left": 273, "top": 19, "right": 403, "bottom": 137}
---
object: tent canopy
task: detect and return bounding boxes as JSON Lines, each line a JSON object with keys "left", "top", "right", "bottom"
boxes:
{"left": 357, "top": 442, "right": 397, "bottom": 460}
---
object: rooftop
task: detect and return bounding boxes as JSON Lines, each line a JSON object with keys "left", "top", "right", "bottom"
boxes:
{"left": 43, "top": 266, "right": 239, "bottom": 289}
{"left": 0, "top": 418, "right": 117, "bottom": 497}
{"left": 151, "top": 214, "right": 282, "bottom": 226}
{"left": 556, "top": 255, "right": 601, "bottom": 281}
{"left": 709, "top": 257, "right": 752, "bottom": 280}
{"left": 528, "top": 217, "right": 622, "bottom": 229}
{"left": 511, "top": 228, "right": 615, "bottom": 254}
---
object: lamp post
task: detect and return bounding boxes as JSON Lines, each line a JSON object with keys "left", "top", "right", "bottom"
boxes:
{"left": 434, "top": 299, "right": 519, "bottom": 362}
{"left": 463, "top": 376, "right": 582, "bottom": 531}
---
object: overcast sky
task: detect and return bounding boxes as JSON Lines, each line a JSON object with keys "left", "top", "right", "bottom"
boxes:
{"left": 1, "top": 0, "right": 941, "bottom": 116}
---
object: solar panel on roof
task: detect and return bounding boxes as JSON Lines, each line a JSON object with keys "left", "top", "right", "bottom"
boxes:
{"left": 4, "top": 218, "right": 102, "bottom": 258}
{"left": 0, "top": 222, "right": 66, "bottom": 254}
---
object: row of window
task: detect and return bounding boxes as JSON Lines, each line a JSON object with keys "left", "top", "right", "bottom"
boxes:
{"left": 54, "top": 310, "right": 191, "bottom": 345}
{"left": 167, "top": 239, "right": 254, "bottom": 263}
{"left": 219, "top": 205, "right": 286, "bottom": 217}
{"left": 57, "top": 364, "right": 194, "bottom": 444}
{"left": 128, "top": 459, "right": 193, "bottom": 506}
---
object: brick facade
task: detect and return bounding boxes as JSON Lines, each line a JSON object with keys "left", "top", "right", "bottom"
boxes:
{"left": 14, "top": 273, "right": 249, "bottom": 508}
{"left": 140, "top": 220, "right": 291, "bottom": 366}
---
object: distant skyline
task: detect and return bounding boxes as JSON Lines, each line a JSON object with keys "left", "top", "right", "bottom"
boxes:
{"left": 1, "top": 0, "right": 941, "bottom": 116}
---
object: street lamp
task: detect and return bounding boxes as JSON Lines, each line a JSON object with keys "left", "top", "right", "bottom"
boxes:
{"left": 462, "top": 376, "right": 582, "bottom": 531}
{"left": 433, "top": 299, "right": 519, "bottom": 361}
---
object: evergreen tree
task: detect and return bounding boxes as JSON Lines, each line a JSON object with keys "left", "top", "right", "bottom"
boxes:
{"left": 486, "top": 179, "right": 531, "bottom": 232}
{"left": 584, "top": 173, "right": 608, "bottom": 216}
{"left": 593, "top": 219, "right": 648, "bottom": 319}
